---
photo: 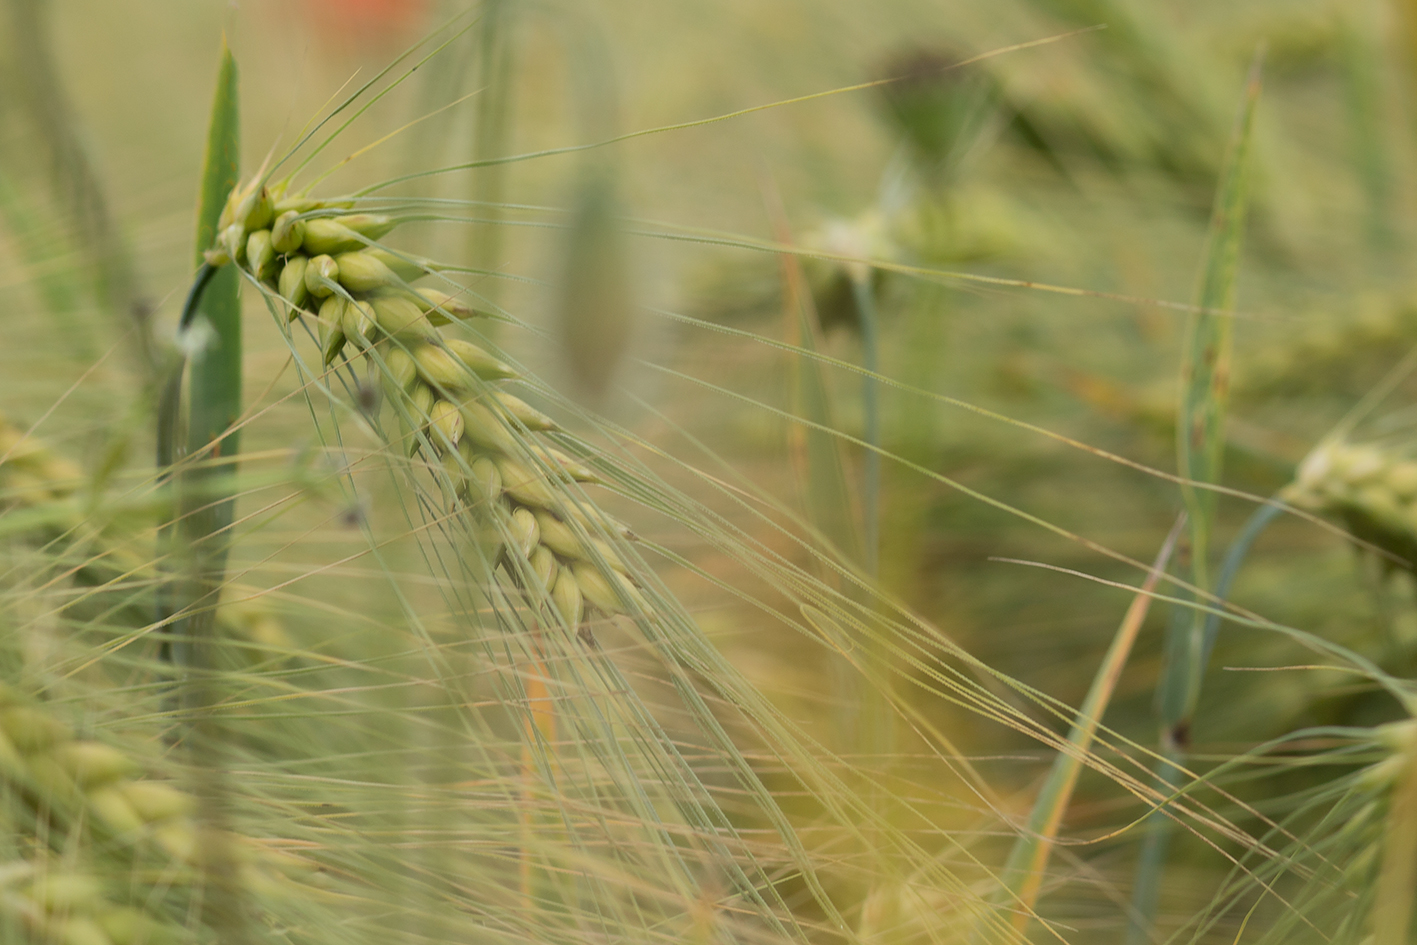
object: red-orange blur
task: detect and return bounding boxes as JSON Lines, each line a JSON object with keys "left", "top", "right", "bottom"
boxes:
{"left": 301, "top": 0, "right": 430, "bottom": 45}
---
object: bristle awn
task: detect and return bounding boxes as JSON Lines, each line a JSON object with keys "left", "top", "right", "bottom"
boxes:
{"left": 988, "top": 515, "right": 1183, "bottom": 939}
{"left": 282, "top": 14, "right": 482, "bottom": 188}
{"left": 1129, "top": 50, "right": 1262, "bottom": 944}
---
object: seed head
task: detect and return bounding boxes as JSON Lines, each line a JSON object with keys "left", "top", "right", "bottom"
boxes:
{"left": 508, "top": 506, "right": 541, "bottom": 558}
{"left": 271, "top": 210, "right": 306, "bottom": 255}
{"left": 492, "top": 455, "right": 559, "bottom": 510}
{"left": 493, "top": 391, "right": 558, "bottom": 432}
{"left": 416, "top": 289, "right": 483, "bottom": 325}
{"left": 336, "top": 251, "right": 400, "bottom": 293}
{"left": 444, "top": 339, "right": 518, "bottom": 380}
{"left": 429, "top": 399, "right": 464, "bottom": 452}
{"left": 369, "top": 294, "right": 434, "bottom": 339}
{"left": 529, "top": 544, "right": 559, "bottom": 591}
{"left": 552, "top": 568, "right": 585, "bottom": 627}
{"left": 305, "top": 254, "right": 340, "bottom": 298}
{"left": 341, "top": 299, "right": 378, "bottom": 349}
{"left": 459, "top": 400, "right": 518, "bottom": 454}
{"left": 317, "top": 296, "right": 348, "bottom": 365}
{"left": 382, "top": 347, "right": 418, "bottom": 395}
{"left": 278, "top": 256, "right": 310, "bottom": 318}
{"left": 301, "top": 218, "right": 367, "bottom": 256}
{"left": 246, "top": 229, "right": 276, "bottom": 283}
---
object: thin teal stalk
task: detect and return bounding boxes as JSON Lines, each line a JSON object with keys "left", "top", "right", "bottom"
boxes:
{"left": 1126, "top": 498, "right": 1281, "bottom": 942}
{"left": 1200, "top": 498, "right": 1283, "bottom": 669}
{"left": 154, "top": 262, "right": 216, "bottom": 665}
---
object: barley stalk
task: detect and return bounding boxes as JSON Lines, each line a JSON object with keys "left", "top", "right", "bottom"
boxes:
{"left": 200, "top": 170, "right": 850, "bottom": 936}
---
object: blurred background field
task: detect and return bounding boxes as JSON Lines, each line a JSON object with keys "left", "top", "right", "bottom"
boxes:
{"left": 4, "top": 0, "right": 1417, "bottom": 941}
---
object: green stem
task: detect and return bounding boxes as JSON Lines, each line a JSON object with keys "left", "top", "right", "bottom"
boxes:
{"left": 155, "top": 261, "right": 217, "bottom": 665}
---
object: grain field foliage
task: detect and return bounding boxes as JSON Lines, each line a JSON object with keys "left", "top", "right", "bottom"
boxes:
{"left": 3, "top": 3, "right": 1417, "bottom": 945}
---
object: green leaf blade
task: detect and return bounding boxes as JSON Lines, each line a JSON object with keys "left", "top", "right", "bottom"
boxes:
{"left": 188, "top": 40, "right": 242, "bottom": 462}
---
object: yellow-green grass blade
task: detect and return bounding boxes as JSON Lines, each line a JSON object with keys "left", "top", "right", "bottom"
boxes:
{"left": 993, "top": 516, "right": 1182, "bottom": 938}
{"left": 1174, "top": 51, "right": 1261, "bottom": 601}
{"left": 1132, "top": 50, "right": 1263, "bottom": 945}
{"left": 154, "top": 42, "right": 240, "bottom": 674}
{"left": 1165, "top": 48, "right": 1263, "bottom": 737}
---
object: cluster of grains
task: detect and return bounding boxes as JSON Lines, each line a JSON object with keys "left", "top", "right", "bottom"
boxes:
{"left": 1242, "top": 294, "right": 1417, "bottom": 398}
{"left": 1283, "top": 439, "right": 1417, "bottom": 569}
{"left": 0, "top": 412, "right": 289, "bottom": 659}
{"left": 209, "top": 177, "right": 649, "bottom": 632}
{"left": 2, "top": 866, "right": 180, "bottom": 945}
{"left": 0, "top": 683, "right": 310, "bottom": 944}
{"left": 0, "top": 413, "right": 84, "bottom": 507}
